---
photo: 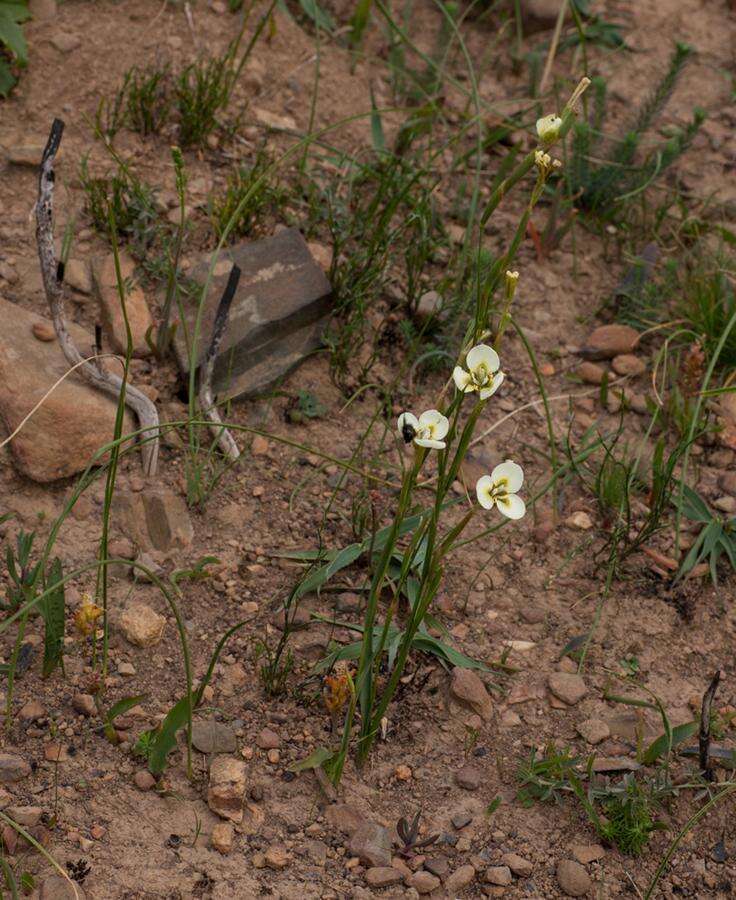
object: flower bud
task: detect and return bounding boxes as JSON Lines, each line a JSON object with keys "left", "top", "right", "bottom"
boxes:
{"left": 536, "top": 113, "right": 562, "bottom": 144}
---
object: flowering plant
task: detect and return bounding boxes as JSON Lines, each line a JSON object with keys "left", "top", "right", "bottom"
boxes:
{"left": 326, "top": 81, "right": 590, "bottom": 771}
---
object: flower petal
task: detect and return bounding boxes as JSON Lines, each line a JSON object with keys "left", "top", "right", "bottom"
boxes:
{"left": 418, "top": 409, "right": 449, "bottom": 440}
{"left": 496, "top": 492, "right": 526, "bottom": 520}
{"left": 453, "top": 366, "right": 473, "bottom": 392}
{"left": 475, "top": 475, "right": 495, "bottom": 509}
{"left": 397, "top": 412, "right": 419, "bottom": 435}
{"left": 479, "top": 370, "right": 505, "bottom": 400}
{"left": 415, "top": 438, "right": 446, "bottom": 450}
{"left": 466, "top": 343, "right": 500, "bottom": 374}
{"left": 490, "top": 460, "right": 524, "bottom": 493}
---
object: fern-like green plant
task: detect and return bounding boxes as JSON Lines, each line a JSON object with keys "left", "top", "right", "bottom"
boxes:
{"left": 567, "top": 43, "right": 704, "bottom": 219}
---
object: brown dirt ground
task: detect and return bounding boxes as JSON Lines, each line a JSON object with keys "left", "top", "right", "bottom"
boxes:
{"left": 1, "top": 0, "right": 736, "bottom": 897}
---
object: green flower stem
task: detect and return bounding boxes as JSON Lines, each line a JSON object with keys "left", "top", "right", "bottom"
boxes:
{"left": 356, "top": 451, "right": 423, "bottom": 723}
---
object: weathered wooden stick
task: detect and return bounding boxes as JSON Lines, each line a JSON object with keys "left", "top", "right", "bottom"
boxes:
{"left": 197, "top": 263, "right": 241, "bottom": 461}
{"left": 35, "top": 118, "right": 160, "bottom": 476}
{"left": 699, "top": 670, "right": 721, "bottom": 781}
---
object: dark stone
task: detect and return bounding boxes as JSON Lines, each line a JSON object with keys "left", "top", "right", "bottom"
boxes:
{"left": 173, "top": 229, "right": 332, "bottom": 400}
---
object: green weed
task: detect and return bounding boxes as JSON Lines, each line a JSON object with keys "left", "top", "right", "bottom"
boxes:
{"left": 675, "top": 485, "right": 736, "bottom": 584}
{"left": 79, "top": 155, "right": 160, "bottom": 251}
{"left": 125, "top": 63, "right": 173, "bottom": 137}
{"left": 599, "top": 778, "right": 664, "bottom": 855}
{"left": 678, "top": 262, "right": 736, "bottom": 370}
{"left": 209, "top": 148, "right": 283, "bottom": 241}
{"left": 562, "top": 44, "right": 703, "bottom": 223}
{"left": 176, "top": 52, "right": 235, "bottom": 147}
{"left": 517, "top": 745, "right": 665, "bottom": 856}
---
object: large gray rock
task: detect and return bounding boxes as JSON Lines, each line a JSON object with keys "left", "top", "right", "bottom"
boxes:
{"left": 0, "top": 298, "right": 133, "bottom": 482}
{"left": 173, "top": 229, "right": 332, "bottom": 400}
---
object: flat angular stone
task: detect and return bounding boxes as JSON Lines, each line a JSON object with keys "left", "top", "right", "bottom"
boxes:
{"left": 112, "top": 487, "right": 193, "bottom": 553}
{"left": 450, "top": 667, "right": 492, "bottom": 720}
{"left": 192, "top": 719, "right": 237, "bottom": 754}
{"left": 0, "top": 753, "right": 31, "bottom": 783}
{"left": 365, "top": 867, "right": 403, "bottom": 888}
{"left": 173, "top": 229, "right": 332, "bottom": 400}
{"left": 0, "top": 298, "right": 133, "bottom": 482}
{"left": 348, "top": 822, "right": 392, "bottom": 867}
{"left": 548, "top": 673, "right": 588, "bottom": 705}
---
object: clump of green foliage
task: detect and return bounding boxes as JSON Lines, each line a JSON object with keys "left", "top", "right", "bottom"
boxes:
{"left": 678, "top": 262, "right": 736, "bottom": 370}
{"left": 599, "top": 779, "right": 662, "bottom": 855}
{"left": 96, "top": 63, "right": 173, "bottom": 139}
{"left": 517, "top": 745, "right": 665, "bottom": 856}
{"left": 306, "top": 120, "right": 445, "bottom": 389}
{"left": 125, "top": 64, "right": 173, "bottom": 137}
{"left": 0, "top": 0, "right": 29, "bottom": 97}
{"left": 79, "top": 156, "right": 160, "bottom": 254}
{"left": 675, "top": 485, "right": 736, "bottom": 584}
{"left": 209, "top": 148, "right": 283, "bottom": 241}
{"left": 567, "top": 43, "right": 704, "bottom": 219}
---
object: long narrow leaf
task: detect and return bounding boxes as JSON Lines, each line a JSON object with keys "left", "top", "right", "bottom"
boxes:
{"left": 40, "top": 558, "right": 65, "bottom": 678}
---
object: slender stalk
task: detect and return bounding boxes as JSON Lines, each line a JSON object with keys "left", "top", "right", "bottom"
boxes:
{"left": 99, "top": 206, "right": 135, "bottom": 682}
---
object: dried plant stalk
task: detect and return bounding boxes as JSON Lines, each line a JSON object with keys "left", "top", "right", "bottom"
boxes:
{"left": 35, "top": 118, "right": 160, "bottom": 476}
{"left": 197, "top": 263, "right": 241, "bottom": 461}
{"left": 699, "top": 670, "right": 721, "bottom": 781}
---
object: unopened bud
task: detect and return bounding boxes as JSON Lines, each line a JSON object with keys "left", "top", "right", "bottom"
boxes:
{"left": 536, "top": 113, "right": 562, "bottom": 144}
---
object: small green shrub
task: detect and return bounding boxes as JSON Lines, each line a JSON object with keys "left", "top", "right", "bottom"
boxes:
{"left": 567, "top": 43, "right": 704, "bottom": 220}
{"left": 209, "top": 149, "right": 282, "bottom": 242}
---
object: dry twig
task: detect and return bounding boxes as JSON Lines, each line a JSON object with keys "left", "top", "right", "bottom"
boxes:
{"left": 35, "top": 119, "right": 160, "bottom": 475}
{"left": 700, "top": 670, "right": 721, "bottom": 781}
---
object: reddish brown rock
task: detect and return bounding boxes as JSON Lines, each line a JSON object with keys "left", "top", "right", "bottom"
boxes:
{"left": 578, "top": 361, "right": 606, "bottom": 385}
{"left": 365, "top": 867, "right": 403, "bottom": 888}
{"left": 548, "top": 673, "right": 588, "bottom": 705}
{"left": 211, "top": 822, "right": 234, "bottom": 854}
{"left": 348, "top": 822, "right": 392, "bottom": 868}
{"left": 556, "top": 858, "right": 592, "bottom": 896}
{"left": 93, "top": 252, "right": 154, "bottom": 356}
{"left": 612, "top": 353, "right": 646, "bottom": 376}
{"left": 581, "top": 324, "right": 639, "bottom": 360}
{"left": 0, "top": 299, "right": 134, "bottom": 482}
{"left": 450, "top": 667, "right": 492, "bottom": 721}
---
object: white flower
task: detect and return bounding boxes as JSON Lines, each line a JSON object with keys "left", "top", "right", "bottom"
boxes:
{"left": 397, "top": 409, "right": 449, "bottom": 450}
{"left": 476, "top": 461, "right": 526, "bottom": 519}
{"left": 452, "top": 344, "right": 505, "bottom": 401}
{"left": 536, "top": 113, "right": 562, "bottom": 143}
